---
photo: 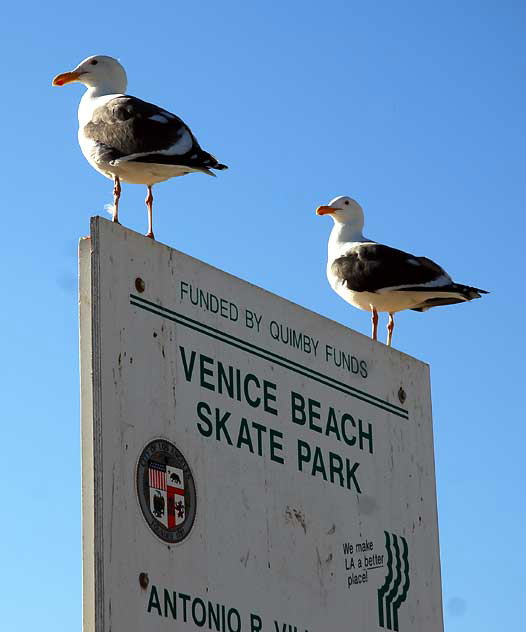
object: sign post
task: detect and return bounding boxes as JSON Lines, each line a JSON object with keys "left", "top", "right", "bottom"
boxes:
{"left": 80, "top": 217, "right": 444, "bottom": 631}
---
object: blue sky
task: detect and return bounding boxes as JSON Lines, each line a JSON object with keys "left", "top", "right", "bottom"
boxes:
{"left": 1, "top": 1, "right": 524, "bottom": 630}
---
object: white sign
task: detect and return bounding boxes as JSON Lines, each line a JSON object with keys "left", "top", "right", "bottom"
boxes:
{"left": 80, "top": 217, "right": 444, "bottom": 632}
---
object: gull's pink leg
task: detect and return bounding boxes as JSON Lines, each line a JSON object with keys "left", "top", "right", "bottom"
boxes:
{"left": 145, "top": 185, "right": 154, "bottom": 239}
{"left": 371, "top": 307, "right": 378, "bottom": 341}
{"left": 387, "top": 312, "right": 395, "bottom": 347}
{"left": 112, "top": 176, "right": 121, "bottom": 223}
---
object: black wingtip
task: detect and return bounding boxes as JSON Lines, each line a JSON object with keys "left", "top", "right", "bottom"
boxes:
{"left": 215, "top": 163, "right": 228, "bottom": 170}
{"left": 467, "top": 286, "right": 489, "bottom": 298}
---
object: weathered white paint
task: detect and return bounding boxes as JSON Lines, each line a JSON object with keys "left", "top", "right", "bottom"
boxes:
{"left": 80, "top": 217, "right": 444, "bottom": 632}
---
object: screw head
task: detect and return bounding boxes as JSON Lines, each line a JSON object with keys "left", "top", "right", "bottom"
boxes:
{"left": 135, "top": 277, "right": 145, "bottom": 293}
{"left": 398, "top": 387, "right": 407, "bottom": 405}
{"left": 139, "top": 572, "right": 149, "bottom": 589}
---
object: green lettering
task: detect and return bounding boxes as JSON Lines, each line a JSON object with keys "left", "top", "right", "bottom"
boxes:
{"left": 308, "top": 398, "right": 322, "bottom": 433}
{"left": 196, "top": 401, "right": 213, "bottom": 437}
{"left": 251, "top": 422, "right": 267, "bottom": 456}
{"left": 217, "top": 361, "right": 234, "bottom": 397}
{"left": 244, "top": 374, "right": 261, "bottom": 408}
{"left": 179, "top": 593, "right": 191, "bottom": 622}
{"left": 291, "top": 392, "right": 306, "bottom": 425}
{"left": 179, "top": 346, "right": 196, "bottom": 382}
{"left": 250, "top": 613, "right": 263, "bottom": 632}
{"left": 199, "top": 355, "right": 215, "bottom": 390}
{"left": 346, "top": 461, "right": 361, "bottom": 493}
{"left": 312, "top": 446, "right": 327, "bottom": 480}
{"left": 237, "top": 418, "right": 254, "bottom": 453}
{"left": 358, "top": 419, "right": 373, "bottom": 454}
{"left": 228, "top": 608, "right": 241, "bottom": 632}
{"left": 329, "top": 451, "right": 344, "bottom": 487}
{"left": 164, "top": 589, "right": 177, "bottom": 619}
{"left": 341, "top": 413, "right": 356, "bottom": 446}
{"left": 325, "top": 408, "right": 341, "bottom": 441}
{"left": 208, "top": 602, "right": 221, "bottom": 630}
{"left": 292, "top": 329, "right": 302, "bottom": 350}
{"left": 147, "top": 585, "right": 162, "bottom": 616}
{"left": 269, "top": 429, "right": 285, "bottom": 464}
{"left": 297, "top": 439, "right": 311, "bottom": 470}
{"left": 192, "top": 597, "right": 206, "bottom": 627}
{"left": 215, "top": 408, "right": 232, "bottom": 445}
{"left": 263, "top": 380, "right": 278, "bottom": 416}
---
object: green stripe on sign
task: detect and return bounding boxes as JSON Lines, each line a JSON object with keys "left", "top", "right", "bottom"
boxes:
{"left": 377, "top": 531, "right": 393, "bottom": 628}
{"left": 130, "top": 294, "right": 410, "bottom": 420}
{"left": 392, "top": 537, "right": 410, "bottom": 632}
{"left": 385, "top": 534, "right": 402, "bottom": 630}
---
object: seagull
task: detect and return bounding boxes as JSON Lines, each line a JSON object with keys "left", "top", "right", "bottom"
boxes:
{"left": 52, "top": 55, "right": 227, "bottom": 239}
{"left": 316, "top": 196, "right": 487, "bottom": 347}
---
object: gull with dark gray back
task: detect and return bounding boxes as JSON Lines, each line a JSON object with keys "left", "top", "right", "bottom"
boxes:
{"left": 53, "top": 55, "right": 227, "bottom": 239}
{"left": 317, "top": 196, "right": 487, "bottom": 347}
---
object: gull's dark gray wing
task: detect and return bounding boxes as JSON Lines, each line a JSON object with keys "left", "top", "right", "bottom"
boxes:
{"left": 84, "top": 95, "right": 227, "bottom": 171}
{"left": 331, "top": 244, "right": 449, "bottom": 292}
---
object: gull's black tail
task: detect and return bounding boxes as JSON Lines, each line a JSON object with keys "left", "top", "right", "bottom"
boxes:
{"left": 410, "top": 284, "right": 488, "bottom": 312}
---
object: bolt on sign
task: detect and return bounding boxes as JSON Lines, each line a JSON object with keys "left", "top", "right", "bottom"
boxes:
{"left": 80, "top": 218, "right": 444, "bottom": 632}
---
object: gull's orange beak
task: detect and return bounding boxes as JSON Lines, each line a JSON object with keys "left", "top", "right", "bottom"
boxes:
{"left": 316, "top": 205, "right": 338, "bottom": 216}
{"left": 52, "top": 70, "right": 84, "bottom": 86}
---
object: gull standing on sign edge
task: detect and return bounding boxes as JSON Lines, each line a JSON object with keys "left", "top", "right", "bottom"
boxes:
{"left": 316, "top": 196, "right": 488, "bottom": 347}
{"left": 52, "top": 55, "right": 228, "bottom": 239}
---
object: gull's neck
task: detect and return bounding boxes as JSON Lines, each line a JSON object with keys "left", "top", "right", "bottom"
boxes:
{"left": 85, "top": 77, "right": 126, "bottom": 98}
{"left": 328, "top": 222, "right": 372, "bottom": 258}
{"left": 78, "top": 85, "right": 124, "bottom": 127}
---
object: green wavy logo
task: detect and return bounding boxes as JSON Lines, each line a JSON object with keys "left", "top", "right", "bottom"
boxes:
{"left": 377, "top": 532, "right": 410, "bottom": 631}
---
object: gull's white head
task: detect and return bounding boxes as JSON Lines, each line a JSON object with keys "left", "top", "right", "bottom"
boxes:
{"left": 316, "top": 195, "right": 365, "bottom": 231}
{"left": 52, "top": 55, "right": 127, "bottom": 94}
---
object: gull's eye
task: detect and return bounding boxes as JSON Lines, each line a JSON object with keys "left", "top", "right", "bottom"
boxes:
{"left": 90, "top": 60, "right": 98, "bottom": 65}
{"left": 344, "top": 200, "right": 349, "bottom": 205}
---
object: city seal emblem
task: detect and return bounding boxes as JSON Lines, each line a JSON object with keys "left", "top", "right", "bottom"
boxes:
{"left": 136, "top": 438, "right": 197, "bottom": 544}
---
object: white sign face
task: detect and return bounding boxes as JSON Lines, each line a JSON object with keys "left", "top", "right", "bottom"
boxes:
{"left": 80, "top": 218, "right": 443, "bottom": 632}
